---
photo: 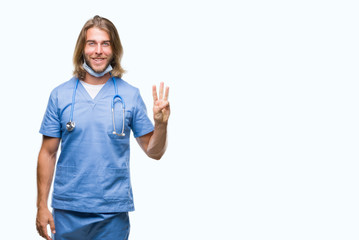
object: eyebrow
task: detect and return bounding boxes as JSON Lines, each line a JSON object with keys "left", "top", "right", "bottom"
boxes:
{"left": 86, "top": 40, "right": 111, "bottom": 43}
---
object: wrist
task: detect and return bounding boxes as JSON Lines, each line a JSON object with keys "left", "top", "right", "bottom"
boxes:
{"left": 154, "top": 121, "right": 168, "bottom": 128}
{"left": 37, "top": 201, "right": 48, "bottom": 210}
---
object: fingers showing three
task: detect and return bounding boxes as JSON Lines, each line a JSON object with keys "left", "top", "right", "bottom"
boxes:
{"left": 152, "top": 82, "right": 170, "bottom": 102}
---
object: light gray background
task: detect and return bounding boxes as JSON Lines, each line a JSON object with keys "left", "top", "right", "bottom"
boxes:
{"left": 0, "top": 0, "right": 358, "bottom": 239}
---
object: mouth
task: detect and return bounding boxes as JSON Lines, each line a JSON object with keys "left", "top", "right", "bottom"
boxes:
{"left": 92, "top": 58, "right": 106, "bottom": 63}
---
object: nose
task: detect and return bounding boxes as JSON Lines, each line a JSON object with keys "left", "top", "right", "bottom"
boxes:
{"left": 95, "top": 43, "right": 103, "bottom": 54}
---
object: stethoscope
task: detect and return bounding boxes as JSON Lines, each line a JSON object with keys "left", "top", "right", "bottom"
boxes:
{"left": 66, "top": 77, "right": 126, "bottom": 137}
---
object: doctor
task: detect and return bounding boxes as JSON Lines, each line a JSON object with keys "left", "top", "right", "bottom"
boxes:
{"left": 36, "top": 15, "right": 170, "bottom": 240}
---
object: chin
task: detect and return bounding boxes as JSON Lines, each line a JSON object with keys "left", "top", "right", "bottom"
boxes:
{"left": 94, "top": 68, "right": 106, "bottom": 73}
{"left": 89, "top": 65, "right": 105, "bottom": 73}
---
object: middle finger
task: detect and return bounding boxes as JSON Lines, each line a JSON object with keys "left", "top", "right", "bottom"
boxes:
{"left": 159, "top": 82, "right": 164, "bottom": 100}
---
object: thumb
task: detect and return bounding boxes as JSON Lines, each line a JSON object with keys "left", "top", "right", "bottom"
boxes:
{"left": 159, "top": 101, "right": 169, "bottom": 110}
{"left": 49, "top": 217, "right": 56, "bottom": 234}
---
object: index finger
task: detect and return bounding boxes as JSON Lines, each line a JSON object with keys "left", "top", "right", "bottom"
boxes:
{"left": 41, "top": 225, "right": 52, "bottom": 240}
{"left": 152, "top": 85, "right": 158, "bottom": 102}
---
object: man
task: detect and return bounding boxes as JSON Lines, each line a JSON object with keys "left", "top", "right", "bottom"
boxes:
{"left": 36, "top": 15, "right": 170, "bottom": 240}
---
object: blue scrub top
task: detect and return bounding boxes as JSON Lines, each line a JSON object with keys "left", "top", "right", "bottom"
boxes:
{"left": 40, "top": 77, "right": 154, "bottom": 213}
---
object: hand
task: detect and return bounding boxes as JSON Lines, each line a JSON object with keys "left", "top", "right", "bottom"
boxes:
{"left": 152, "top": 82, "right": 170, "bottom": 124}
{"left": 36, "top": 207, "right": 55, "bottom": 240}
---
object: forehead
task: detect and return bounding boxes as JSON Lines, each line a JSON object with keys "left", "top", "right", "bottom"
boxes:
{"left": 86, "top": 27, "right": 110, "bottom": 41}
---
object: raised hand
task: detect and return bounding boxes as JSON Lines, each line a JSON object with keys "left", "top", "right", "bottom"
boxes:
{"left": 152, "top": 82, "right": 170, "bottom": 124}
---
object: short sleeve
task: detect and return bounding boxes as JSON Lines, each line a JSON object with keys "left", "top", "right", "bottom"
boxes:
{"left": 39, "top": 89, "right": 61, "bottom": 138}
{"left": 131, "top": 90, "right": 154, "bottom": 138}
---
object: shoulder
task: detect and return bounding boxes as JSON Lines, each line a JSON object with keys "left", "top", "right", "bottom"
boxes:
{"left": 49, "top": 77, "right": 78, "bottom": 97}
{"left": 115, "top": 77, "right": 140, "bottom": 93}
{"left": 113, "top": 78, "right": 148, "bottom": 110}
{"left": 46, "top": 77, "right": 78, "bottom": 107}
{"left": 114, "top": 78, "right": 141, "bottom": 100}
{"left": 53, "top": 77, "right": 78, "bottom": 92}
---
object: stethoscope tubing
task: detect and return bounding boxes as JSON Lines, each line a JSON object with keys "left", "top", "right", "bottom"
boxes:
{"left": 70, "top": 79, "right": 79, "bottom": 124}
{"left": 112, "top": 77, "right": 126, "bottom": 136}
{"left": 66, "top": 77, "right": 126, "bottom": 136}
{"left": 66, "top": 79, "right": 79, "bottom": 132}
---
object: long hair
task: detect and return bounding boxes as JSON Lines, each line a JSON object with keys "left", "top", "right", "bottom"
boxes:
{"left": 73, "top": 15, "right": 125, "bottom": 79}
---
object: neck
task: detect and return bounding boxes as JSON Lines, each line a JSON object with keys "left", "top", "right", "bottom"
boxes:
{"left": 83, "top": 72, "right": 111, "bottom": 85}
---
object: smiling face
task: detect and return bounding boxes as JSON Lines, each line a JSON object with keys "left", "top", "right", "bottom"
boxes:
{"left": 83, "top": 27, "right": 113, "bottom": 73}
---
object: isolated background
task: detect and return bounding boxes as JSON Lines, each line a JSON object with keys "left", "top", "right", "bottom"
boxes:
{"left": 0, "top": 0, "right": 358, "bottom": 239}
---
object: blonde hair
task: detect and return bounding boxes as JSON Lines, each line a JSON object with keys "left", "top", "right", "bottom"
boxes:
{"left": 73, "top": 15, "right": 125, "bottom": 79}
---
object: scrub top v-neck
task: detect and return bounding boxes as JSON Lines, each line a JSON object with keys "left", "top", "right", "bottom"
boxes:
{"left": 80, "top": 80, "right": 105, "bottom": 99}
{"left": 40, "top": 77, "right": 154, "bottom": 213}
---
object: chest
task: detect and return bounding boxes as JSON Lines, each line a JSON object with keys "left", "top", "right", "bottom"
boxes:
{"left": 57, "top": 85, "right": 134, "bottom": 139}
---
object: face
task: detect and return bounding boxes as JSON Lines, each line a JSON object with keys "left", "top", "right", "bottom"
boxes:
{"left": 83, "top": 27, "right": 113, "bottom": 73}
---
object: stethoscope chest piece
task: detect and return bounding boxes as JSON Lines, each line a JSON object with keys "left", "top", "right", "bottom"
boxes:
{"left": 112, "top": 131, "right": 125, "bottom": 137}
{"left": 66, "top": 121, "right": 75, "bottom": 132}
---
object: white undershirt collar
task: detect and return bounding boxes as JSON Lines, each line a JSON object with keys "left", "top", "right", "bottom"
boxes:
{"left": 80, "top": 80, "right": 105, "bottom": 99}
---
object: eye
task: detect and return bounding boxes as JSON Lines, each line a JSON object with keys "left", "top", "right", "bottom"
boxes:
{"left": 103, "top": 42, "right": 110, "bottom": 46}
{"left": 88, "top": 42, "right": 95, "bottom": 46}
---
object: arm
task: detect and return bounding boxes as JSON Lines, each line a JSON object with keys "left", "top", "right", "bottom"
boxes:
{"left": 36, "top": 136, "right": 60, "bottom": 240}
{"left": 136, "top": 82, "right": 170, "bottom": 160}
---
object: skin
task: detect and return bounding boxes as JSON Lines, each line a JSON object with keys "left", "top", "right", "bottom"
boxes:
{"left": 83, "top": 27, "right": 113, "bottom": 85}
{"left": 36, "top": 136, "right": 59, "bottom": 240}
{"left": 35, "top": 27, "right": 170, "bottom": 239}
